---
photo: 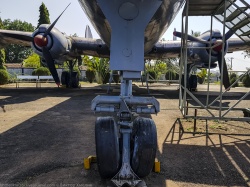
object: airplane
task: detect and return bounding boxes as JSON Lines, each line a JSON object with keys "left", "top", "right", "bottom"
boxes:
{"left": 0, "top": 0, "right": 250, "bottom": 186}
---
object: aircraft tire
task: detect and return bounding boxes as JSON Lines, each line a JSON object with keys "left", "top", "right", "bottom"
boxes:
{"left": 131, "top": 117, "right": 157, "bottom": 178}
{"left": 70, "top": 71, "right": 79, "bottom": 88}
{"left": 95, "top": 117, "right": 120, "bottom": 179}
{"left": 189, "top": 75, "right": 197, "bottom": 91}
{"left": 61, "top": 71, "right": 70, "bottom": 87}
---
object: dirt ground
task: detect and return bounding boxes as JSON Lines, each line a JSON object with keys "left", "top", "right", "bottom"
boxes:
{"left": 0, "top": 82, "right": 249, "bottom": 187}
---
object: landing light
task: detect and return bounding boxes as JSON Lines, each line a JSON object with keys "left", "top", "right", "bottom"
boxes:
{"left": 119, "top": 2, "right": 138, "bottom": 21}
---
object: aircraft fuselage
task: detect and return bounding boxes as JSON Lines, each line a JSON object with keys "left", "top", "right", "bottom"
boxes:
{"left": 78, "top": 0, "right": 184, "bottom": 53}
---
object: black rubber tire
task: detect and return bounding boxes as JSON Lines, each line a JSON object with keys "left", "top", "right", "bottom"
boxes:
{"left": 95, "top": 117, "right": 120, "bottom": 178}
{"left": 189, "top": 75, "right": 197, "bottom": 91}
{"left": 131, "top": 117, "right": 157, "bottom": 178}
{"left": 61, "top": 71, "right": 70, "bottom": 87}
{"left": 70, "top": 71, "right": 79, "bottom": 88}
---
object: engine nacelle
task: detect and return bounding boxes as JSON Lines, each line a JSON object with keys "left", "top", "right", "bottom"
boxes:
{"left": 187, "top": 29, "right": 228, "bottom": 68}
{"left": 32, "top": 24, "right": 72, "bottom": 62}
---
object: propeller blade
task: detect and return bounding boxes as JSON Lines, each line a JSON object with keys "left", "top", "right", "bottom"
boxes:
{"left": 43, "top": 3, "right": 71, "bottom": 37}
{"left": 217, "top": 52, "right": 230, "bottom": 89}
{"left": 173, "top": 31, "right": 209, "bottom": 44}
{"left": 225, "top": 29, "right": 234, "bottom": 41}
{"left": 42, "top": 47, "right": 60, "bottom": 86}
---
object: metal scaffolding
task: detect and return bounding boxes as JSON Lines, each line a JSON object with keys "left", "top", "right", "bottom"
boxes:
{"left": 179, "top": 0, "right": 250, "bottom": 122}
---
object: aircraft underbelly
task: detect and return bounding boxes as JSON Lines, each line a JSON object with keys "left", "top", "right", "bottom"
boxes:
{"left": 78, "top": 0, "right": 184, "bottom": 53}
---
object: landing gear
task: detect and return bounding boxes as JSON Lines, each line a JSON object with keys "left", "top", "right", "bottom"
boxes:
{"left": 131, "top": 117, "right": 157, "bottom": 178}
{"left": 61, "top": 71, "right": 79, "bottom": 88}
{"left": 189, "top": 75, "right": 197, "bottom": 91}
{"left": 70, "top": 71, "right": 79, "bottom": 88}
{"left": 61, "top": 71, "right": 70, "bottom": 87}
{"left": 95, "top": 117, "right": 120, "bottom": 178}
{"left": 61, "top": 60, "right": 80, "bottom": 88}
{"left": 92, "top": 77, "right": 160, "bottom": 186}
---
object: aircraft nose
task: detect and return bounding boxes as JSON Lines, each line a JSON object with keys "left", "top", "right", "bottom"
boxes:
{"left": 34, "top": 34, "right": 48, "bottom": 47}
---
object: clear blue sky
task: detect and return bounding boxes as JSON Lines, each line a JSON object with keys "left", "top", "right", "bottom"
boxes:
{"left": 1, "top": 0, "right": 249, "bottom": 71}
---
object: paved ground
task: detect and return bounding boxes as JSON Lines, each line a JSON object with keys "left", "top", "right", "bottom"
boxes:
{"left": 0, "top": 82, "right": 249, "bottom": 187}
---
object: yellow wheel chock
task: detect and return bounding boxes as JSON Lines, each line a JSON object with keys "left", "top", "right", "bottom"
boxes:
{"left": 84, "top": 155, "right": 97, "bottom": 170}
{"left": 84, "top": 156, "right": 160, "bottom": 173}
{"left": 154, "top": 160, "right": 160, "bottom": 173}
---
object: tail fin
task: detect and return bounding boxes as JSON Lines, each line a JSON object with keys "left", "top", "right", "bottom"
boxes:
{"left": 85, "top": 25, "right": 93, "bottom": 38}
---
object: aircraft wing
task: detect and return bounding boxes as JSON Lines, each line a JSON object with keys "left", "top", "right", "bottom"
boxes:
{"left": 0, "top": 30, "right": 33, "bottom": 47}
{"left": 0, "top": 29, "right": 110, "bottom": 59}
{"left": 227, "top": 38, "right": 250, "bottom": 52}
{"left": 0, "top": 29, "right": 249, "bottom": 61}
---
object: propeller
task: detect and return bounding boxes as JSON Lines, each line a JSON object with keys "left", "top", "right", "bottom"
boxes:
{"left": 33, "top": 3, "right": 71, "bottom": 86}
{"left": 173, "top": 31, "right": 210, "bottom": 44}
{"left": 216, "top": 51, "right": 230, "bottom": 89}
{"left": 174, "top": 29, "right": 234, "bottom": 89}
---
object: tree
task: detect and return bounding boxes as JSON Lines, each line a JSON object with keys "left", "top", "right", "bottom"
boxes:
{"left": 23, "top": 53, "right": 40, "bottom": 68}
{"left": 191, "top": 30, "right": 201, "bottom": 37}
{"left": 0, "top": 18, "right": 6, "bottom": 69}
{"left": 37, "top": 2, "right": 50, "bottom": 67}
{"left": 37, "top": 2, "right": 50, "bottom": 28}
{"left": 145, "top": 60, "right": 167, "bottom": 81}
{"left": 83, "top": 56, "right": 110, "bottom": 84}
{"left": 0, "top": 17, "right": 3, "bottom": 29}
{"left": 0, "top": 49, "right": 6, "bottom": 70}
{"left": 2, "top": 19, "right": 34, "bottom": 63}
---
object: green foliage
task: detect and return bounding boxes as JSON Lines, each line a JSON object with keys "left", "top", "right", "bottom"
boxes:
{"left": 0, "top": 18, "right": 3, "bottom": 29}
{"left": 2, "top": 19, "right": 34, "bottom": 63}
{"left": 0, "top": 69, "right": 9, "bottom": 85}
{"left": 23, "top": 53, "right": 40, "bottom": 68}
{"left": 32, "top": 67, "right": 50, "bottom": 76}
{"left": 145, "top": 60, "right": 167, "bottom": 80}
{"left": 165, "top": 70, "right": 177, "bottom": 80}
{"left": 242, "top": 74, "right": 250, "bottom": 87}
{"left": 85, "top": 69, "right": 95, "bottom": 83}
{"left": 0, "top": 49, "right": 6, "bottom": 69}
{"left": 63, "top": 67, "right": 81, "bottom": 78}
{"left": 197, "top": 69, "right": 207, "bottom": 84}
{"left": 239, "top": 74, "right": 245, "bottom": 81}
{"left": 230, "top": 77, "right": 239, "bottom": 87}
{"left": 37, "top": 3, "right": 50, "bottom": 28}
{"left": 191, "top": 31, "right": 201, "bottom": 37}
{"left": 197, "top": 69, "right": 207, "bottom": 79}
{"left": 83, "top": 56, "right": 110, "bottom": 84}
{"left": 229, "top": 73, "right": 239, "bottom": 87}
{"left": 230, "top": 73, "right": 237, "bottom": 79}
{"left": 3, "top": 19, "right": 34, "bottom": 31}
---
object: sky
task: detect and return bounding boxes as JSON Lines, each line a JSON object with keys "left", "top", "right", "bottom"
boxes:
{"left": 1, "top": 0, "right": 250, "bottom": 71}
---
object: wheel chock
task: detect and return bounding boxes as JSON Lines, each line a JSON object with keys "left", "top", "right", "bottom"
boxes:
{"left": 84, "top": 155, "right": 97, "bottom": 170}
{"left": 154, "top": 161, "right": 160, "bottom": 173}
